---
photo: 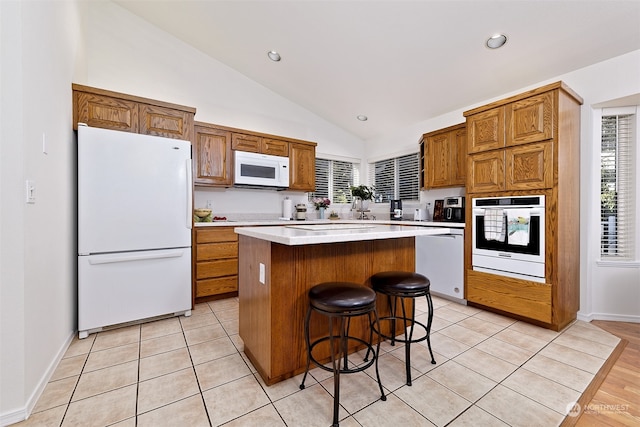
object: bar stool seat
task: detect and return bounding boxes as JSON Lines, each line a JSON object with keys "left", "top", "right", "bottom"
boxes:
{"left": 370, "top": 271, "right": 436, "bottom": 386}
{"left": 300, "top": 282, "right": 386, "bottom": 427}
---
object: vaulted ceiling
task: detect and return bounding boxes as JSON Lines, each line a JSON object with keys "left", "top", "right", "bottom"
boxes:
{"left": 115, "top": 0, "right": 640, "bottom": 140}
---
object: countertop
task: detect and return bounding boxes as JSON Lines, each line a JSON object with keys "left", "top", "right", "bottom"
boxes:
{"left": 195, "top": 219, "right": 465, "bottom": 228}
{"left": 233, "top": 223, "right": 453, "bottom": 245}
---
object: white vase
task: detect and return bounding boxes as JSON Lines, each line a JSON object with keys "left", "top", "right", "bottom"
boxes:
{"left": 355, "top": 198, "right": 369, "bottom": 211}
{"left": 318, "top": 207, "right": 325, "bottom": 219}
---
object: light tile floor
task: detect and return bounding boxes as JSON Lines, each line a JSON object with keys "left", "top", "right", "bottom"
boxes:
{"left": 16, "top": 296, "right": 621, "bottom": 427}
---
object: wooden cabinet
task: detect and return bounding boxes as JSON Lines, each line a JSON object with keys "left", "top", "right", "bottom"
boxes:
{"left": 193, "top": 122, "right": 233, "bottom": 187}
{"left": 72, "top": 84, "right": 195, "bottom": 141}
{"left": 231, "top": 133, "right": 289, "bottom": 157}
{"left": 194, "top": 122, "right": 316, "bottom": 189}
{"left": 289, "top": 142, "right": 316, "bottom": 191}
{"left": 421, "top": 123, "right": 466, "bottom": 189}
{"left": 194, "top": 227, "right": 239, "bottom": 302}
{"left": 466, "top": 89, "right": 554, "bottom": 193}
{"left": 463, "top": 81, "right": 583, "bottom": 331}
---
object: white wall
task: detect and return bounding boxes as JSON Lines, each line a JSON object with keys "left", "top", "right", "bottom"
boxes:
{"left": 0, "top": 0, "right": 84, "bottom": 424}
{"left": 1, "top": 0, "right": 638, "bottom": 423}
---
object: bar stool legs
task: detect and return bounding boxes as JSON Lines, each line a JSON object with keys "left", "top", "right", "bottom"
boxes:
{"left": 369, "top": 271, "right": 436, "bottom": 386}
{"left": 299, "top": 282, "right": 386, "bottom": 427}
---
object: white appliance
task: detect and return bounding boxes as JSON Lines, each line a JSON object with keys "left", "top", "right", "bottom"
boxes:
{"left": 471, "top": 195, "right": 545, "bottom": 283}
{"left": 234, "top": 150, "right": 289, "bottom": 188}
{"left": 416, "top": 228, "right": 465, "bottom": 301}
{"left": 77, "top": 125, "right": 192, "bottom": 339}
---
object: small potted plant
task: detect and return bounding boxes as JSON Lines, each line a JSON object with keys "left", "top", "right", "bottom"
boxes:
{"left": 329, "top": 211, "right": 340, "bottom": 220}
{"left": 350, "top": 185, "right": 375, "bottom": 211}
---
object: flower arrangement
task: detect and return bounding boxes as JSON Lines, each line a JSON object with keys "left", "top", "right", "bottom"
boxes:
{"left": 312, "top": 197, "right": 331, "bottom": 210}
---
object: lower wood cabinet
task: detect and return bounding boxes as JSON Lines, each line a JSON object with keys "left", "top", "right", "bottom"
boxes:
{"left": 194, "top": 227, "right": 238, "bottom": 302}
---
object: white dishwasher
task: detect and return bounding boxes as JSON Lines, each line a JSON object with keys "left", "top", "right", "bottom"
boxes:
{"left": 415, "top": 228, "right": 465, "bottom": 302}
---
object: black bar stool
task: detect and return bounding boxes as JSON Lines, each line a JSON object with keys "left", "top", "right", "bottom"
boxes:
{"left": 300, "top": 282, "right": 386, "bottom": 427}
{"left": 368, "top": 271, "right": 436, "bottom": 386}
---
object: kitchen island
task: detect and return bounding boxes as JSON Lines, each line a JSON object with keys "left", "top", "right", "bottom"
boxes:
{"left": 235, "top": 223, "right": 451, "bottom": 385}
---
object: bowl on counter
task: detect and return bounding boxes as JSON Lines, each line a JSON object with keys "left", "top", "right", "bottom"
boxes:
{"left": 194, "top": 208, "right": 212, "bottom": 218}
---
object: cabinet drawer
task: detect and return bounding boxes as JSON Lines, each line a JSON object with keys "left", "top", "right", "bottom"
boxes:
{"left": 196, "top": 227, "right": 238, "bottom": 243}
{"left": 196, "top": 276, "right": 238, "bottom": 297}
{"left": 196, "top": 259, "right": 238, "bottom": 279}
{"left": 197, "top": 242, "right": 238, "bottom": 260}
{"left": 466, "top": 269, "right": 552, "bottom": 323}
{"left": 232, "top": 133, "right": 261, "bottom": 152}
{"left": 261, "top": 138, "right": 289, "bottom": 156}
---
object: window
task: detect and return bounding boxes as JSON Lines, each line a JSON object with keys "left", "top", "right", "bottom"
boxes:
{"left": 600, "top": 107, "right": 637, "bottom": 259}
{"left": 312, "top": 158, "right": 360, "bottom": 203}
{"left": 369, "top": 153, "right": 420, "bottom": 202}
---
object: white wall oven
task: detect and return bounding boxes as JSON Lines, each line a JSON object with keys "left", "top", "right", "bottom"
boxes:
{"left": 472, "top": 195, "right": 546, "bottom": 283}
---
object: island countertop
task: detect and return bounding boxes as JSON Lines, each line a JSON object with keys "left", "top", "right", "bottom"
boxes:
{"left": 234, "top": 223, "right": 452, "bottom": 245}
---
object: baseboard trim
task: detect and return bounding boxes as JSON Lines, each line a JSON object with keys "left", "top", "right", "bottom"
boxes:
{"left": 0, "top": 330, "right": 75, "bottom": 427}
{"left": 578, "top": 312, "right": 640, "bottom": 323}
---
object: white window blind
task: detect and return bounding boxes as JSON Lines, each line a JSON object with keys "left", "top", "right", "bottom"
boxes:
{"left": 369, "top": 153, "right": 420, "bottom": 202}
{"left": 600, "top": 109, "right": 636, "bottom": 259}
{"left": 312, "top": 158, "right": 360, "bottom": 203}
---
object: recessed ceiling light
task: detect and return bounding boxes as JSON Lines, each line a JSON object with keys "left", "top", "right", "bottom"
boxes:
{"left": 486, "top": 34, "right": 507, "bottom": 49}
{"left": 267, "top": 50, "right": 281, "bottom": 62}
{"left": 356, "top": 115, "right": 368, "bottom": 121}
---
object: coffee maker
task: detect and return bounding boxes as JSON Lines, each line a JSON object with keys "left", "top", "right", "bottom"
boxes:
{"left": 443, "top": 196, "right": 465, "bottom": 222}
{"left": 390, "top": 200, "right": 403, "bottom": 220}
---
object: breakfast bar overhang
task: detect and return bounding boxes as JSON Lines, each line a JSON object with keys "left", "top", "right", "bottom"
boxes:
{"left": 235, "top": 224, "right": 451, "bottom": 385}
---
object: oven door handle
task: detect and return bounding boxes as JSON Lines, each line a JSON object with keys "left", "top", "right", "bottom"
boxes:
{"left": 473, "top": 208, "right": 543, "bottom": 215}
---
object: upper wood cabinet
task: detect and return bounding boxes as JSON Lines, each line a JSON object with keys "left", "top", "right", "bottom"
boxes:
{"left": 72, "top": 84, "right": 195, "bottom": 141}
{"left": 193, "top": 122, "right": 233, "bottom": 187}
{"left": 420, "top": 123, "right": 466, "bottom": 189}
{"left": 465, "top": 85, "right": 561, "bottom": 193}
{"left": 467, "top": 107, "right": 504, "bottom": 154}
{"left": 192, "top": 122, "right": 316, "bottom": 189}
{"left": 506, "top": 92, "right": 553, "bottom": 147}
{"left": 261, "top": 138, "right": 289, "bottom": 157}
{"left": 289, "top": 142, "right": 316, "bottom": 191}
{"left": 231, "top": 133, "right": 262, "bottom": 153}
{"left": 231, "top": 133, "right": 289, "bottom": 157}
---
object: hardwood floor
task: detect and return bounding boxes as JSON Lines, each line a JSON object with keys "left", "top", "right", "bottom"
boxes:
{"left": 575, "top": 321, "right": 640, "bottom": 426}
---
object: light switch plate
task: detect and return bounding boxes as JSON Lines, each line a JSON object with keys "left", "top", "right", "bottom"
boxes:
{"left": 25, "top": 180, "right": 35, "bottom": 204}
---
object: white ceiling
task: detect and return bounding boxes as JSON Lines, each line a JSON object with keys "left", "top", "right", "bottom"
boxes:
{"left": 115, "top": 0, "right": 640, "bottom": 140}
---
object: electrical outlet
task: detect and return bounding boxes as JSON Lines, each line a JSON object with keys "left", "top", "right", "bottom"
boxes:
{"left": 259, "top": 263, "right": 265, "bottom": 284}
{"left": 206, "top": 200, "right": 213, "bottom": 209}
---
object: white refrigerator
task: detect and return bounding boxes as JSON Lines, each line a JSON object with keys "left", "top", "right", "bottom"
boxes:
{"left": 77, "top": 125, "right": 192, "bottom": 339}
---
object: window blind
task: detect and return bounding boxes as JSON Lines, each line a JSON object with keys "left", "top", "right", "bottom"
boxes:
{"left": 600, "top": 110, "right": 636, "bottom": 259}
{"left": 369, "top": 153, "right": 420, "bottom": 201}
{"left": 312, "top": 158, "right": 359, "bottom": 203}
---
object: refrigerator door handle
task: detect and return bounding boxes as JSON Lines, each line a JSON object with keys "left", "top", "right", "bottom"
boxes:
{"left": 88, "top": 249, "right": 185, "bottom": 265}
{"left": 186, "top": 159, "right": 193, "bottom": 230}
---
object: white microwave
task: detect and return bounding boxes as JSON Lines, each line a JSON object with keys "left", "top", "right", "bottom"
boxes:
{"left": 234, "top": 150, "right": 290, "bottom": 188}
